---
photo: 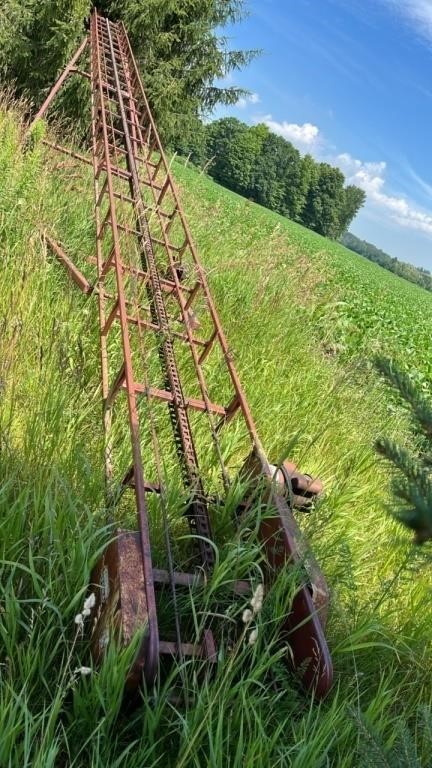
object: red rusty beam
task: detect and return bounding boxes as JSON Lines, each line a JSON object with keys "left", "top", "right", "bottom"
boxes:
{"left": 90, "top": 13, "right": 160, "bottom": 683}
{"left": 44, "top": 234, "right": 93, "bottom": 294}
{"left": 30, "top": 37, "right": 89, "bottom": 127}
{"left": 42, "top": 140, "right": 93, "bottom": 166}
{"left": 131, "top": 383, "right": 226, "bottom": 416}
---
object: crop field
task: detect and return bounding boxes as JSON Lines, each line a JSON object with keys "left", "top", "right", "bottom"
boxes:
{"left": 176, "top": 162, "right": 432, "bottom": 388}
{"left": 1, "top": 104, "right": 432, "bottom": 766}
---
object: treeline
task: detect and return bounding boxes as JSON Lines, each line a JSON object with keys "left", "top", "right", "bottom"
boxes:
{"left": 178, "top": 118, "right": 366, "bottom": 239}
{"left": 340, "top": 232, "right": 432, "bottom": 292}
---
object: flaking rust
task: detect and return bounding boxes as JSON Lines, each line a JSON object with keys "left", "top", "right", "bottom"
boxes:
{"left": 33, "top": 10, "right": 333, "bottom": 701}
{"left": 90, "top": 534, "right": 147, "bottom": 678}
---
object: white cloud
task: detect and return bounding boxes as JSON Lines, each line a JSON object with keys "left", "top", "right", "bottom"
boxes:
{"left": 336, "top": 152, "right": 432, "bottom": 235}
{"left": 407, "top": 165, "right": 432, "bottom": 199}
{"left": 236, "top": 92, "right": 260, "bottom": 109}
{"left": 263, "top": 118, "right": 320, "bottom": 147}
{"left": 381, "top": 0, "right": 432, "bottom": 42}
{"left": 248, "top": 106, "right": 432, "bottom": 238}
{"left": 336, "top": 153, "right": 387, "bottom": 194}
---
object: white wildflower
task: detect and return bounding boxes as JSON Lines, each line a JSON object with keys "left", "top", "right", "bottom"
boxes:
{"left": 248, "top": 628, "right": 258, "bottom": 646}
{"left": 74, "top": 613, "right": 84, "bottom": 629}
{"left": 75, "top": 666, "right": 92, "bottom": 676}
{"left": 75, "top": 592, "right": 96, "bottom": 631}
{"left": 83, "top": 593, "right": 96, "bottom": 612}
{"left": 250, "top": 583, "right": 264, "bottom": 615}
{"left": 75, "top": 593, "right": 96, "bottom": 624}
{"left": 242, "top": 608, "right": 253, "bottom": 624}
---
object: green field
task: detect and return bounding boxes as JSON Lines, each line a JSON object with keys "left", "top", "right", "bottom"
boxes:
{"left": 1, "top": 104, "right": 432, "bottom": 767}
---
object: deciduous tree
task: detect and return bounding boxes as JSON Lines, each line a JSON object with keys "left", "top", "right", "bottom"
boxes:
{"left": 251, "top": 132, "right": 301, "bottom": 216}
{"left": 302, "top": 162, "right": 346, "bottom": 238}
{"left": 339, "top": 185, "right": 366, "bottom": 234}
{"left": 206, "top": 118, "right": 268, "bottom": 196}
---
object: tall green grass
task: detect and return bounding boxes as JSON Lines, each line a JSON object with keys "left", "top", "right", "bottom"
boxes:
{"left": 1, "top": 101, "right": 432, "bottom": 766}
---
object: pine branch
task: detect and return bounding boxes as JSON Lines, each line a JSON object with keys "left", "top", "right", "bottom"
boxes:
{"left": 375, "top": 438, "right": 423, "bottom": 482}
{"left": 374, "top": 448, "right": 432, "bottom": 543}
{"left": 376, "top": 357, "right": 432, "bottom": 437}
{"left": 375, "top": 357, "right": 432, "bottom": 543}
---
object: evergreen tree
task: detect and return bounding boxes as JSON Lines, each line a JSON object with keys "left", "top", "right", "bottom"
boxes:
{"left": 375, "top": 357, "right": 432, "bottom": 544}
{"left": 0, "top": 1, "right": 256, "bottom": 144}
{"left": 174, "top": 117, "right": 208, "bottom": 166}
{"left": 104, "top": 1, "right": 258, "bottom": 144}
{"left": 0, "top": 0, "right": 90, "bottom": 98}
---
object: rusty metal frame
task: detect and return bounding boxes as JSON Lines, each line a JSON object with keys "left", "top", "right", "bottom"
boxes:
{"left": 32, "top": 10, "right": 333, "bottom": 698}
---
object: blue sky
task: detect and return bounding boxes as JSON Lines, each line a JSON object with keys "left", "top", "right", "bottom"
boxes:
{"left": 214, "top": 0, "right": 432, "bottom": 269}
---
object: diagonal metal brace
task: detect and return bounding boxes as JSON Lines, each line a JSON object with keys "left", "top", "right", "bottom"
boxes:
{"left": 29, "top": 37, "right": 89, "bottom": 128}
{"left": 44, "top": 234, "right": 94, "bottom": 294}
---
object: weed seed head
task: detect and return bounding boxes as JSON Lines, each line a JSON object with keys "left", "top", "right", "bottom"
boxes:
{"left": 242, "top": 608, "right": 253, "bottom": 624}
{"left": 75, "top": 666, "right": 92, "bottom": 676}
{"left": 75, "top": 593, "right": 96, "bottom": 628}
{"left": 84, "top": 593, "right": 96, "bottom": 611}
{"left": 82, "top": 593, "right": 96, "bottom": 616}
{"left": 74, "top": 613, "right": 84, "bottom": 629}
{"left": 250, "top": 584, "right": 264, "bottom": 615}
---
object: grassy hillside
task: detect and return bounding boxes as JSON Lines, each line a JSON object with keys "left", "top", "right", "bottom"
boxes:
{"left": 1, "top": 103, "right": 432, "bottom": 766}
